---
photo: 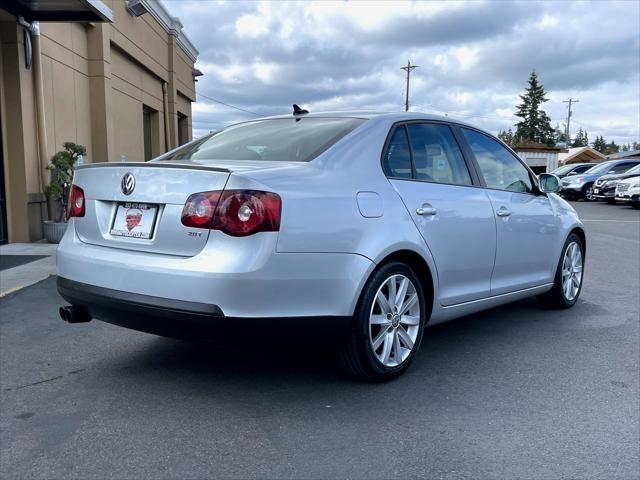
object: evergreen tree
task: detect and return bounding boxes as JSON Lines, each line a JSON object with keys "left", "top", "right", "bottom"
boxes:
{"left": 571, "top": 128, "right": 589, "bottom": 147}
{"left": 514, "top": 71, "right": 555, "bottom": 145}
{"left": 592, "top": 136, "right": 607, "bottom": 153}
{"left": 498, "top": 128, "right": 514, "bottom": 145}
{"left": 554, "top": 123, "right": 568, "bottom": 144}
{"left": 633, "top": 142, "right": 640, "bottom": 151}
{"left": 622, "top": 144, "right": 630, "bottom": 152}
{"left": 604, "top": 141, "right": 620, "bottom": 155}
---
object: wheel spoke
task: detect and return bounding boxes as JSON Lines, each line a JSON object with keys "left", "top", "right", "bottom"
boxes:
{"left": 376, "top": 291, "right": 392, "bottom": 314}
{"left": 572, "top": 274, "right": 580, "bottom": 289}
{"left": 393, "top": 330, "right": 402, "bottom": 363}
{"left": 399, "top": 293, "right": 418, "bottom": 315}
{"left": 387, "top": 277, "right": 397, "bottom": 310}
{"left": 370, "top": 314, "right": 390, "bottom": 325}
{"left": 563, "top": 277, "right": 572, "bottom": 298}
{"left": 400, "top": 314, "right": 420, "bottom": 326}
{"left": 395, "top": 277, "right": 409, "bottom": 309}
{"left": 372, "top": 327, "right": 390, "bottom": 350}
{"left": 397, "top": 326, "right": 414, "bottom": 349}
{"left": 381, "top": 332, "right": 393, "bottom": 364}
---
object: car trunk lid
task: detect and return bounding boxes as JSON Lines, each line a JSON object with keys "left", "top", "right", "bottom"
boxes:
{"left": 71, "top": 162, "right": 231, "bottom": 257}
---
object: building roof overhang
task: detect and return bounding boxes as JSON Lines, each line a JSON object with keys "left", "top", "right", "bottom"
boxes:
{"left": 2, "top": 0, "right": 113, "bottom": 22}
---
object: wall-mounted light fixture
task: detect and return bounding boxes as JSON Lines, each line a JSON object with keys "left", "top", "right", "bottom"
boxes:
{"left": 126, "top": 0, "right": 148, "bottom": 17}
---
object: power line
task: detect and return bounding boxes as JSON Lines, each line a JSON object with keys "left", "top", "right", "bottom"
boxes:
{"left": 400, "top": 60, "right": 419, "bottom": 112}
{"left": 196, "top": 91, "right": 262, "bottom": 116}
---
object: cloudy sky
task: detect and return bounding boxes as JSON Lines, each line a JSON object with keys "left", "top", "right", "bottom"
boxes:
{"left": 164, "top": 0, "right": 639, "bottom": 145}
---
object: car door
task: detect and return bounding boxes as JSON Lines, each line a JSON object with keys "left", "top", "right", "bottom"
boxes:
{"left": 383, "top": 122, "right": 496, "bottom": 306}
{"left": 459, "top": 128, "right": 562, "bottom": 295}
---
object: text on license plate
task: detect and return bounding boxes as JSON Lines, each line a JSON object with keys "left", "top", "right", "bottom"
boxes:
{"left": 110, "top": 203, "right": 158, "bottom": 239}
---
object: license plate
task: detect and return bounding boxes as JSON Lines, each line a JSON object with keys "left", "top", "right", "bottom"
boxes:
{"left": 594, "top": 188, "right": 599, "bottom": 194}
{"left": 110, "top": 202, "right": 158, "bottom": 239}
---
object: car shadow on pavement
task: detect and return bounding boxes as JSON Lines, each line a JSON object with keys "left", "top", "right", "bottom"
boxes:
{"left": 97, "top": 296, "right": 589, "bottom": 388}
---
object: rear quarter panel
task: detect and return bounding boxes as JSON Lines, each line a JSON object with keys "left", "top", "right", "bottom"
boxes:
{"left": 234, "top": 117, "right": 440, "bottom": 310}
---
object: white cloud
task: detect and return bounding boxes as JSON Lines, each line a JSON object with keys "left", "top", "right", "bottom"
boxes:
{"left": 164, "top": 0, "right": 640, "bottom": 143}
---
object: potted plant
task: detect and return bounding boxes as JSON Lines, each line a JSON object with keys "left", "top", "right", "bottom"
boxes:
{"left": 43, "top": 142, "right": 86, "bottom": 243}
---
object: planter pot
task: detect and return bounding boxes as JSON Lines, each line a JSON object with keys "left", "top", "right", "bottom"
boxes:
{"left": 47, "top": 197, "right": 62, "bottom": 222}
{"left": 43, "top": 221, "right": 67, "bottom": 244}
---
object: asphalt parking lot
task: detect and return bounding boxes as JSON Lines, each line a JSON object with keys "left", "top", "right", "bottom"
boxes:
{"left": 1, "top": 201, "right": 638, "bottom": 479}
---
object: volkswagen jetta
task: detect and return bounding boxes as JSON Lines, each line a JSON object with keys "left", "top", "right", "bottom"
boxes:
{"left": 57, "top": 112, "right": 586, "bottom": 381}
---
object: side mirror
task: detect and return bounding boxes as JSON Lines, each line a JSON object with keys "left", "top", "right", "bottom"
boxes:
{"left": 538, "top": 173, "right": 561, "bottom": 194}
{"left": 567, "top": 172, "right": 577, "bottom": 176}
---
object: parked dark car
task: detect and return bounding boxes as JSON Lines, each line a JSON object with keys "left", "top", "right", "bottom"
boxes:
{"left": 593, "top": 164, "right": 640, "bottom": 202}
{"left": 560, "top": 159, "right": 640, "bottom": 201}
{"left": 551, "top": 162, "right": 596, "bottom": 179}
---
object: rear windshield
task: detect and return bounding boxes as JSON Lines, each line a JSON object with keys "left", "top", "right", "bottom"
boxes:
{"left": 160, "top": 117, "right": 366, "bottom": 162}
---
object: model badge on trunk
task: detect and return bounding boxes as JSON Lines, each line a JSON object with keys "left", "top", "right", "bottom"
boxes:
{"left": 121, "top": 173, "right": 135, "bottom": 195}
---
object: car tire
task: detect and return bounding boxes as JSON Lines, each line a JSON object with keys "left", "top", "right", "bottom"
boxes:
{"left": 582, "top": 184, "right": 595, "bottom": 201}
{"left": 537, "top": 233, "right": 585, "bottom": 309}
{"left": 336, "top": 261, "right": 427, "bottom": 382}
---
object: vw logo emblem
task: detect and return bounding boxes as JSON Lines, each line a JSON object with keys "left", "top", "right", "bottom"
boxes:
{"left": 121, "top": 173, "right": 135, "bottom": 196}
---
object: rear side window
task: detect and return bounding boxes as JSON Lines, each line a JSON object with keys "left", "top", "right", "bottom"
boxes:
{"left": 160, "top": 117, "right": 365, "bottom": 163}
{"left": 382, "top": 127, "right": 413, "bottom": 179}
{"left": 406, "top": 123, "right": 472, "bottom": 185}
{"left": 461, "top": 128, "right": 533, "bottom": 193}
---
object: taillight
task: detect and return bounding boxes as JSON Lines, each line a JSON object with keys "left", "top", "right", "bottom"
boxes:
{"left": 180, "top": 191, "right": 222, "bottom": 228}
{"left": 67, "top": 185, "right": 85, "bottom": 219}
{"left": 181, "top": 190, "right": 281, "bottom": 237}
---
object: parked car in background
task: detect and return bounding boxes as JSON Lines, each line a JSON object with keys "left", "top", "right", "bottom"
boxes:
{"left": 560, "top": 159, "right": 640, "bottom": 201}
{"left": 56, "top": 112, "right": 587, "bottom": 381}
{"left": 615, "top": 176, "right": 640, "bottom": 208}
{"left": 551, "top": 162, "right": 596, "bottom": 179}
{"left": 593, "top": 164, "right": 640, "bottom": 203}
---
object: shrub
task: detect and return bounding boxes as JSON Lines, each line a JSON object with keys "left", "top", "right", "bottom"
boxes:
{"left": 43, "top": 142, "right": 86, "bottom": 222}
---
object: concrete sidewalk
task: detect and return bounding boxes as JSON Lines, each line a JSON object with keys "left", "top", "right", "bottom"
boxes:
{"left": 0, "top": 243, "right": 57, "bottom": 297}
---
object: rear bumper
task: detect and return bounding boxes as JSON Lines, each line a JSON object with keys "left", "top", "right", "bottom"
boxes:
{"left": 57, "top": 223, "right": 374, "bottom": 319}
{"left": 57, "top": 277, "right": 350, "bottom": 338}
{"left": 615, "top": 194, "right": 640, "bottom": 203}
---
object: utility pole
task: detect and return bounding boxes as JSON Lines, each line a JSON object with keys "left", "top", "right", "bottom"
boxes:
{"left": 563, "top": 98, "right": 579, "bottom": 144}
{"left": 401, "top": 60, "right": 419, "bottom": 112}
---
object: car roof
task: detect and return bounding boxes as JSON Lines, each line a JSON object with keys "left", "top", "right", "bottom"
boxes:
{"left": 257, "top": 110, "right": 489, "bottom": 134}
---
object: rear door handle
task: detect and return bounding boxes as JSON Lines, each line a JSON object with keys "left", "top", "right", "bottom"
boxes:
{"left": 416, "top": 204, "right": 437, "bottom": 216}
{"left": 496, "top": 206, "right": 511, "bottom": 217}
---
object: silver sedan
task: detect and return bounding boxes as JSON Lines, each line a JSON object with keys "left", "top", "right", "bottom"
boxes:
{"left": 57, "top": 112, "right": 586, "bottom": 381}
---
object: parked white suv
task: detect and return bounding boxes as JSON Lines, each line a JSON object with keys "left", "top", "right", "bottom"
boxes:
{"left": 615, "top": 176, "right": 640, "bottom": 208}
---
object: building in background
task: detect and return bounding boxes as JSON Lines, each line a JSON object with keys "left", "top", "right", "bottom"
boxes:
{"left": 513, "top": 143, "right": 567, "bottom": 174}
{"left": 1, "top": 0, "right": 199, "bottom": 243}
{"left": 606, "top": 150, "right": 640, "bottom": 161}
{"left": 557, "top": 146, "right": 606, "bottom": 165}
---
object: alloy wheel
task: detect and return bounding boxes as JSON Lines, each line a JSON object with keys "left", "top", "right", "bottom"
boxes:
{"left": 369, "top": 274, "right": 421, "bottom": 367}
{"left": 561, "top": 242, "right": 583, "bottom": 301}
{"left": 584, "top": 186, "right": 595, "bottom": 201}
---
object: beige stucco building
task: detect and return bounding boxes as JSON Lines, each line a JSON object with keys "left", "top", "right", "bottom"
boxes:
{"left": 0, "top": 0, "right": 199, "bottom": 244}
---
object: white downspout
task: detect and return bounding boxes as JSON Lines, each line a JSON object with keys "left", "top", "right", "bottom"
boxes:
{"left": 19, "top": 18, "right": 48, "bottom": 193}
